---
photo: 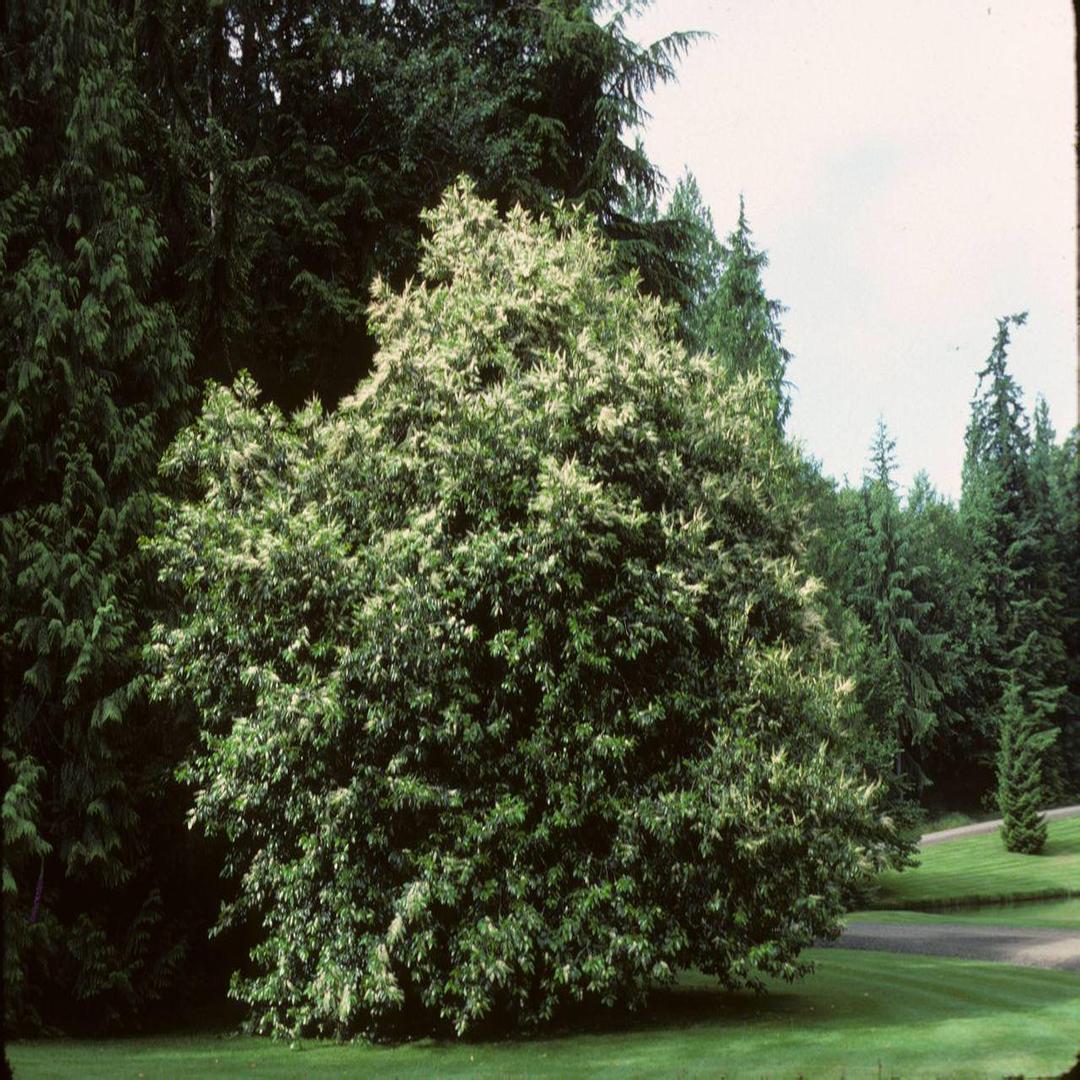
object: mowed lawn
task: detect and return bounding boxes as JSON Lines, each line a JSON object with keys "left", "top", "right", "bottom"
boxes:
{"left": 871, "top": 814, "right": 1080, "bottom": 908}
{"left": 848, "top": 896, "right": 1080, "bottom": 931}
{"left": 13, "top": 821, "right": 1080, "bottom": 1078}
{"left": 9, "top": 950, "right": 1080, "bottom": 1079}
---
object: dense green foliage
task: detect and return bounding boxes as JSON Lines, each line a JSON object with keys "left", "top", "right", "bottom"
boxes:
{"left": 996, "top": 680, "right": 1055, "bottom": 854}
{"left": 147, "top": 183, "right": 897, "bottom": 1039}
{"left": 137, "top": 0, "right": 699, "bottom": 408}
{"left": 1, "top": 0, "right": 708, "bottom": 1032}
{"left": 1, "top": 0, "right": 194, "bottom": 1031}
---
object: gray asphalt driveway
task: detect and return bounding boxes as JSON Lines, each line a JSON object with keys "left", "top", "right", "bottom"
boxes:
{"left": 921, "top": 805, "right": 1080, "bottom": 846}
{"left": 821, "top": 807, "right": 1080, "bottom": 971}
{"left": 823, "top": 921, "right": 1080, "bottom": 971}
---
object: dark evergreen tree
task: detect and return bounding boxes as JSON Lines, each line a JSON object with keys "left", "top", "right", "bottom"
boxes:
{"left": 1027, "top": 398, "right": 1076, "bottom": 797}
{"left": 705, "top": 197, "right": 791, "bottom": 429}
{"left": 139, "top": 0, "right": 699, "bottom": 409}
{"left": 960, "top": 315, "right": 1066, "bottom": 797}
{"left": 961, "top": 315, "right": 1036, "bottom": 682}
{"left": 1054, "top": 430, "right": 1080, "bottom": 793}
{"left": 996, "top": 678, "right": 1055, "bottom": 854}
{"left": 1, "top": 0, "right": 194, "bottom": 1030}
{"left": 901, "top": 471, "right": 986, "bottom": 805}
{"left": 662, "top": 171, "right": 725, "bottom": 353}
{"left": 849, "top": 421, "right": 955, "bottom": 784}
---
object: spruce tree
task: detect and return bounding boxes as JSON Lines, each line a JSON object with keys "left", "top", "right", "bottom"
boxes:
{"left": 1054, "top": 431, "right": 1080, "bottom": 792}
{"left": 849, "top": 421, "right": 954, "bottom": 783}
{"left": 705, "top": 197, "right": 792, "bottom": 429}
{"left": 663, "top": 171, "right": 725, "bottom": 354}
{"left": 1027, "top": 398, "right": 1074, "bottom": 797}
{"left": 961, "top": 316, "right": 1066, "bottom": 797}
{"left": 2, "top": 0, "right": 192, "bottom": 1030}
{"left": 901, "top": 472, "right": 983, "bottom": 803}
{"left": 997, "top": 678, "right": 1056, "bottom": 854}
{"left": 961, "top": 315, "right": 1037, "bottom": 682}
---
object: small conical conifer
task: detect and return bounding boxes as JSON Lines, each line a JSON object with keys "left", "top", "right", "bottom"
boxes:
{"left": 997, "top": 678, "right": 1056, "bottom": 854}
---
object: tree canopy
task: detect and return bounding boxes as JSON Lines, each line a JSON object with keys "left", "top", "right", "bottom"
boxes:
{"left": 147, "top": 182, "right": 898, "bottom": 1039}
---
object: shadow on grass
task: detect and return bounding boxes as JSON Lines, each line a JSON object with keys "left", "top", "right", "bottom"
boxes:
{"left": 1045, "top": 827, "right": 1080, "bottom": 858}
{"left": 405, "top": 955, "right": 1062, "bottom": 1051}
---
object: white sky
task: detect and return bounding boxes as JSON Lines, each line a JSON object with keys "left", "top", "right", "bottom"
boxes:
{"left": 627, "top": 0, "right": 1077, "bottom": 499}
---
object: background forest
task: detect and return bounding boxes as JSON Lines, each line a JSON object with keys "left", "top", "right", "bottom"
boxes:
{"left": 2, "top": 0, "right": 1077, "bottom": 1037}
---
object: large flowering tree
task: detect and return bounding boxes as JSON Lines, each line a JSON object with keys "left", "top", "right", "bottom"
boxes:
{"left": 147, "top": 180, "right": 897, "bottom": 1039}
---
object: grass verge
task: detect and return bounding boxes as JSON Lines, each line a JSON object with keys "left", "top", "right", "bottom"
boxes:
{"left": 8, "top": 950, "right": 1080, "bottom": 1079}
{"left": 872, "top": 814, "right": 1080, "bottom": 909}
{"left": 920, "top": 810, "right": 987, "bottom": 833}
{"left": 847, "top": 896, "right": 1080, "bottom": 931}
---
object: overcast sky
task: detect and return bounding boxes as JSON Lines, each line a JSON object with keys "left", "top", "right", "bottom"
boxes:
{"left": 627, "top": 0, "right": 1077, "bottom": 499}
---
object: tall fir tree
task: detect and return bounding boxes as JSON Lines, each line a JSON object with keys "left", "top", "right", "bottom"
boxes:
{"left": 1060, "top": 431, "right": 1080, "bottom": 793}
{"left": 901, "top": 472, "right": 984, "bottom": 804}
{"left": 1027, "top": 397, "right": 1075, "bottom": 797}
{"left": 705, "top": 196, "right": 791, "bottom": 429}
{"left": 663, "top": 171, "right": 725, "bottom": 354}
{"left": 138, "top": 0, "right": 700, "bottom": 409}
{"left": 960, "top": 315, "right": 1066, "bottom": 801}
{"left": 849, "top": 421, "right": 954, "bottom": 784}
{"left": 2, "top": 0, "right": 194, "bottom": 1030}
{"left": 961, "top": 315, "right": 1035, "bottom": 679}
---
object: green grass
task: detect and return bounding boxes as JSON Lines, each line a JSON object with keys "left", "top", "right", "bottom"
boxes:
{"left": 9, "top": 951, "right": 1080, "bottom": 1079}
{"left": 848, "top": 896, "right": 1080, "bottom": 931}
{"left": 920, "top": 810, "right": 984, "bottom": 833}
{"left": 872, "top": 814, "right": 1080, "bottom": 909}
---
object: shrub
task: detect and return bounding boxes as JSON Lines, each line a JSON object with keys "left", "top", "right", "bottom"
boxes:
{"left": 147, "top": 180, "right": 897, "bottom": 1039}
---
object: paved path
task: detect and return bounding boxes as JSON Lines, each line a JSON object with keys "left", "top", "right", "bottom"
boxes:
{"left": 824, "top": 921, "right": 1080, "bottom": 972}
{"left": 820, "top": 807, "right": 1080, "bottom": 971}
{"left": 920, "top": 805, "right": 1080, "bottom": 846}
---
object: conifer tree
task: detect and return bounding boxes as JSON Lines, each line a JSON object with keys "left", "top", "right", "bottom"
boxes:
{"left": 706, "top": 197, "right": 792, "bottom": 429}
{"left": 2, "top": 0, "right": 192, "bottom": 1030}
{"left": 849, "top": 421, "right": 954, "bottom": 782}
{"left": 961, "top": 316, "right": 1036, "bottom": 678}
{"left": 997, "top": 678, "right": 1055, "bottom": 854}
{"left": 664, "top": 171, "right": 725, "bottom": 353}
{"left": 961, "top": 316, "right": 1066, "bottom": 791}
{"left": 901, "top": 472, "right": 984, "bottom": 802}
{"left": 1054, "top": 431, "right": 1080, "bottom": 792}
{"left": 1027, "top": 398, "right": 1075, "bottom": 796}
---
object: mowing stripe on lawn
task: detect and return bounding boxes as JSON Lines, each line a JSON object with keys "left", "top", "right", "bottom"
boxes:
{"left": 8, "top": 950, "right": 1080, "bottom": 1079}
